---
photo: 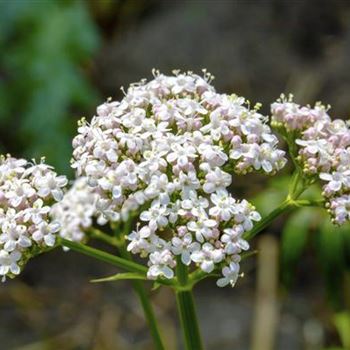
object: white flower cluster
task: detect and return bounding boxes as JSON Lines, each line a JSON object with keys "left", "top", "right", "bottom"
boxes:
{"left": 0, "top": 155, "right": 67, "bottom": 281}
{"left": 72, "top": 70, "right": 286, "bottom": 287}
{"left": 51, "top": 177, "right": 100, "bottom": 244}
{"left": 271, "top": 95, "right": 350, "bottom": 224}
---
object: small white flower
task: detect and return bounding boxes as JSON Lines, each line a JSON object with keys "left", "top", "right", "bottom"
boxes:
{"left": 203, "top": 168, "right": 232, "bottom": 193}
{"left": 171, "top": 233, "right": 200, "bottom": 265}
{"left": 166, "top": 143, "right": 197, "bottom": 168}
{"left": 0, "top": 250, "right": 21, "bottom": 281}
{"left": 216, "top": 262, "right": 240, "bottom": 287}
{"left": 147, "top": 249, "right": 176, "bottom": 279}
{"left": 23, "top": 199, "right": 50, "bottom": 225}
{"left": 329, "top": 195, "right": 350, "bottom": 225}
{"left": 187, "top": 211, "right": 217, "bottom": 243}
{"left": 140, "top": 200, "right": 169, "bottom": 231}
{"left": 34, "top": 173, "right": 67, "bottom": 201}
{"left": 0, "top": 221, "right": 31, "bottom": 252}
{"left": 177, "top": 171, "right": 201, "bottom": 199}
{"left": 221, "top": 228, "right": 249, "bottom": 254}
{"left": 32, "top": 221, "right": 60, "bottom": 247}
{"left": 320, "top": 170, "right": 350, "bottom": 194}
{"left": 5, "top": 180, "right": 36, "bottom": 207}
{"left": 180, "top": 191, "right": 209, "bottom": 217}
{"left": 197, "top": 143, "right": 228, "bottom": 167}
{"left": 209, "top": 189, "right": 237, "bottom": 221}
{"left": 234, "top": 200, "right": 261, "bottom": 231}
{"left": 191, "top": 243, "right": 224, "bottom": 273}
{"left": 127, "top": 225, "right": 157, "bottom": 255}
{"left": 200, "top": 111, "right": 230, "bottom": 141}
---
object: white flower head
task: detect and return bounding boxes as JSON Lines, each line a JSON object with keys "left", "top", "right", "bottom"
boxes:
{"left": 271, "top": 95, "right": 350, "bottom": 225}
{"left": 72, "top": 71, "right": 285, "bottom": 285}
{"left": 0, "top": 155, "right": 67, "bottom": 281}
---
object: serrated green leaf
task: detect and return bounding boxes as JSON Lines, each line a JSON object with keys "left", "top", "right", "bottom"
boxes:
{"left": 91, "top": 272, "right": 147, "bottom": 283}
{"left": 281, "top": 208, "right": 316, "bottom": 287}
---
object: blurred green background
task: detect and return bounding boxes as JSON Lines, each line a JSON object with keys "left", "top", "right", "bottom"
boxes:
{"left": 1, "top": 1, "right": 350, "bottom": 349}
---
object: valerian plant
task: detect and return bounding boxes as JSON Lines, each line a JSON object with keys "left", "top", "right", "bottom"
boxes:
{"left": 1, "top": 70, "right": 349, "bottom": 350}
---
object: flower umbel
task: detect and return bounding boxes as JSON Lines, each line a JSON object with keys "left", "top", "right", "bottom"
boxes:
{"left": 0, "top": 155, "right": 67, "bottom": 281}
{"left": 72, "top": 70, "right": 286, "bottom": 286}
{"left": 271, "top": 94, "right": 350, "bottom": 224}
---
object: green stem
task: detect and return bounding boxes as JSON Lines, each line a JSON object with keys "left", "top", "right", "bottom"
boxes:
{"left": 133, "top": 282, "right": 165, "bottom": 350}
{"left": 113, "top": 220, "right": 165, "bottom": 350}
{"left": 88, "top": 228, "right": 119, "bottom": 247}
{"left": 59, "top": 238, "right": 147, "bottom": 275}
{"left": 176, "top": 256, "right": 189, "bottom": 286}
{"left": 244, "top": 168, "right": 313, "bottom": 241}
{"left": 244, "top": 199, "right": 292, "bottom": 240}
{"left": 294, "top": 199, "right": 325, "bottom": 207}
{"left": 285, "top": 136, "right": 301, "bottom": 171}
{"left": 288, "top": 169, "right": 302, "bottom": 197}
{"left": 175, "top": 257, "right": 204, "bottom": 350}
{"left": 119, "top": 243, "right": 165, "bottom": 350}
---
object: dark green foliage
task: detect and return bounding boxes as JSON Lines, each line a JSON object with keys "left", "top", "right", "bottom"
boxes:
{"left": 252, "top": 176, "right": 350, "bottom": 308}
{"left": 0, "top": 0, "right": 100, "bottom": 174}
{"left": 315, "top": 218, "right": 348, "bottom": 309}
{"left": 280, "top": 208, "right": 316, "bottom": 287}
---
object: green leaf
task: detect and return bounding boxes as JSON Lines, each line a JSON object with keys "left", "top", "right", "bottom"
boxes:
{"left": 91, "top": 272, "right": 147, "bottom": 283}
{"left": 333, "top": 312, "right": 350, "bottom": 349}
{"left": 281, "top": 208, "right": 316, "bottom": 287}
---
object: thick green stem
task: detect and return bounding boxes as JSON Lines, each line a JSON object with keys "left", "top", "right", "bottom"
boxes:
{"left": 175, "top": 257, "right": 204, "bottom": 350}
{"left": 59, "top": 238, "right": 147, "bottom": 275}
{"left": 176, "top": 291, "right": 204, "bottom": 350}
{"left": 176, "top": 256, "right": 189, "bottom": 286}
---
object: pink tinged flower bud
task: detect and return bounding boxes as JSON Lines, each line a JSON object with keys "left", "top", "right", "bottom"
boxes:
{"left": 177, "top": 226, "right": 188, "bottom": 237}
{"left": 231, "top": 135, "right": 242, "bottom": 146}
